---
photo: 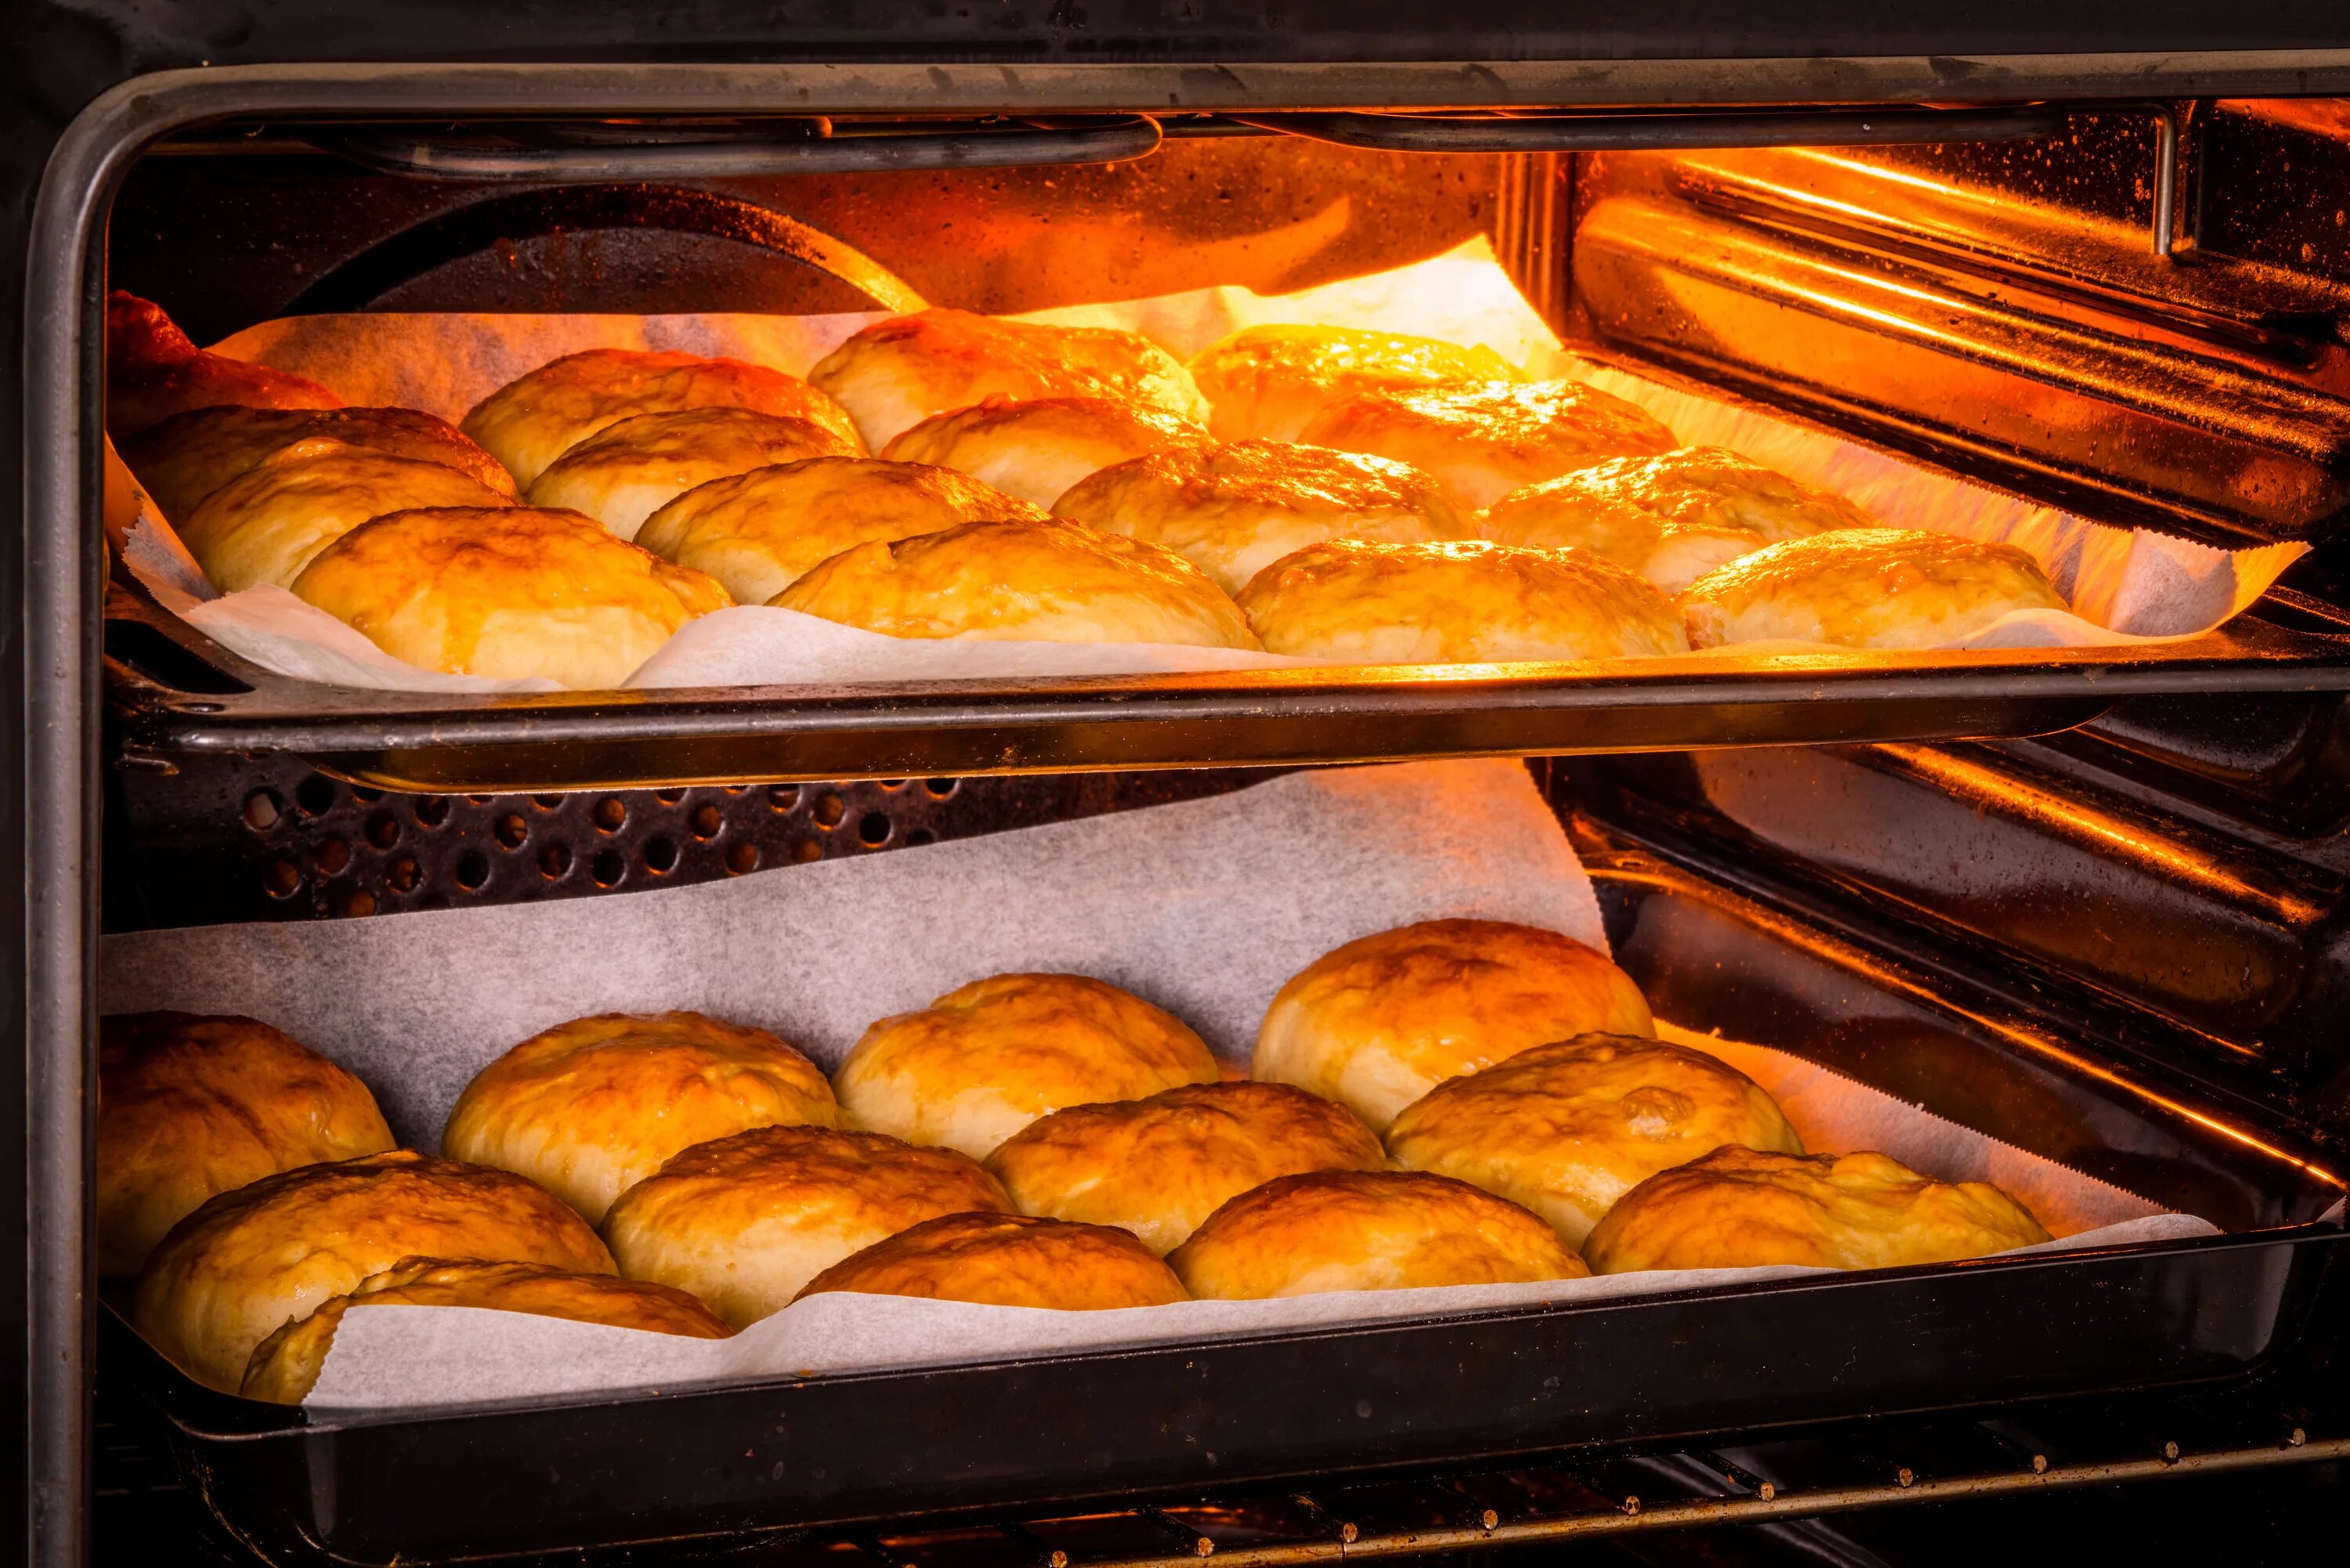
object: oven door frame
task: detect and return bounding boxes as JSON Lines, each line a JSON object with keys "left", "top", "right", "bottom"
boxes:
{"left": 27, "top": 52, "right": 2350, "bottom": 1568}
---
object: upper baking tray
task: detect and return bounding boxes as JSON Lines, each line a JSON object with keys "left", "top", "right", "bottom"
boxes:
{"left": 103, "top": 573, "right": 2350, "bottom": 791}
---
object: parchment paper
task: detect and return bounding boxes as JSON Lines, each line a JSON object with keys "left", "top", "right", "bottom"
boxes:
{"left": 97, "top": 761, "right": 2206, "bottom": 1415}
{"left": 116, "top": 240, "right": 2303, "bottom": 692}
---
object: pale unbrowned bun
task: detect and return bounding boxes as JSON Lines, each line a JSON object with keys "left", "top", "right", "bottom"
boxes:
{"left": 808, "top": 308, "right": 1210, "bottom": 451}
{"left": 1187, "top": 324, "right": 1524, "bottom": 443}
{"left": 106, "top": 291, "right": 342, "bottom": 439}
{"left": 1052, "top": 439, "right": 1461, "bottom": 594}
{"left": 1477, "top": 476, "right": 1765, "bottom": 596}
{"left": 1546, "top": 448, "right": 1879, "bottom": 544}
{"left": 879, "top": 396, "right": 1209, "bottom": 508}
{"left": 461, "top": 348, "right": 860, "bottom": 487}
{"left": 797, "top": 1211, "right": 1188, "bottom": 1310}
{"left": 524, "top": 408, "right": 860, "bottom": 540}
{"left": 177, "top": 437, "right": 520, "bottom": 592}
{"left": 123, "top": 403, "right": 516, "bottom": 526}
{"left": 135, "top": 1150, "right": 614, "bottom": 1392}
{"left": 1300, "top": 380, "right": 1676, "bottom": 510}
{"left": 636, "top": 457, "right": 1046, "bottom": 605}
{"left": 240, "top": 1257, "right": 730, "bottom": 1404}
{"left": 1679, "top": 528, "right": 2066, "bottom": 650}
{"left": 1254, "top": 919, "right": 1655, "bottom": 1133}
{"left": 289, "top": 505, "right": 731, "bottom": 688}
{"left": 603, "top": 1125, "right": 1012, "bottom": 1327}
{"left": 443, "top": 1012, "right": 838, "bottom": 1225}
{"left": 98, "top": 1012, "right": 394, "bottom": 1281}
{"left": 1582, "top": 1146, "right": 2052, "bottom": 1274}
{"left": 834, "top": 973, "right": 1223, "bottom": 1158}
{"left": 1385, "top": 1035, "right": 1803, "bottom": 1246}
{"left": 772, "top": 516, "right": 1259, "bottom": 650}
{"left": 1235, "top": 538, "right": 1687, "bottom": 663}
{"left": 1167, "top": 1169, "right": 1586, "bottom": 1299}
{"left": 985, "top": 1082, "right": 1385, "bottom": 1255}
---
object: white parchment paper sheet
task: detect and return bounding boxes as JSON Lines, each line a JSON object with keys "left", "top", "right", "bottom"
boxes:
{"left": 115, "top": 240, "right": 2304, "bottom": 692}
{"left": 97, "top": 761, "right": 2205, "bottom": 1414}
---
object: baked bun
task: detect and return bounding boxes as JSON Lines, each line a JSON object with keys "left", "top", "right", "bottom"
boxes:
{"left": 461, "top": 348, "right": 861, "bottom": 487}
{"left": 98, "top": 1012, "right": 394, "bottom": 1280}
{"left": 1582, "top": 1145, "right": 2053, "bottom": 1274}
{"left": 1552, "top": 448, "right": 1878, "bottom": 544}
{"left": 1678, "top": 528, "right": 2066, "bottom": 650}
{"left": 1299, "top": 380, "right": 1676, "bottom": 510}
{"left": 1167, "top": 1170, "right": 1585, "bottom": 1299}
{"left": 135, "top": 1149, "right": 614, "bottom": 1392}
{"left": 523, "top": 408, "right": 861, "bottom": 541}
{"left": 636, "top": 457, "right": 1043, "bottom": 605}
{"left": 880, "top": 396, "right": 1209, "bottom": 508}
{"left": 833, "top": 973, "right": 1223, "bottom": 1158}
{"left": 443, "top": 1011, "right": 839, "bottom": 1224}
{"left": 1477, "top": 478, "right": 1765, "bottom": 595}
{"left": 241, "top": 1258, "right": 729, "bottom": 1404}
{"left": 106, "top": 291, "right": 342, "bottom": 439}
{"left": 1052, "top": 439, "right": 1460, "bottom": 594}
{"left": 1187, "top": 324, "right": 1524, "bottom": 443}
{"left": 289, "top": 505, "right": 731, "bottom": 688}
{"left": 797, "top": 1211, "right": 1188, "bottom": 1310}
{"left": 603, "top": 1125, "right": 1012, "bottom": 1326}
{"left": 1385, "top": 1035, "right": 1803, "bottom": 1246}
{"left": 808, "top": 308, "right": 1210, "bottom": 451}
{"left": 177, "top": 438, "right": 519, "bottom": 592}
{"left": 1255, "top": 919, "right": 1655, "bottom": 1133}
{"left": 1235, "top": 538, "right": 1687, "bottom": 663}
{"left": 985, "top": 1082, "right": 1385, "bottom": 1255}
{"left": 773, "top": 516, "right": 1259, "bottom": 650}
{"left": 123, "top": 403, "right": 516, "bottom": 526}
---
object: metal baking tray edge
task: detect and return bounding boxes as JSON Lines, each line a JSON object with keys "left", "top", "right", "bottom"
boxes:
{"left": 101, "top": 576, "right": 2350, "bottom": 792}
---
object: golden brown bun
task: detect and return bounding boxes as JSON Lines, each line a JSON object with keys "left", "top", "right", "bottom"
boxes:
{"left": 240, "top": 1257, "right": 729, "bottom": 1404}
{"left": 772, "top": 516, "right": 1259, "bottom": 650}
{"left": 1477, "top": 478, "right": 1764, "bottom": 596}
{"left": 460, "top": 348, "right": 861, "bottom": 487}
{"left": 985, "top": 1082, "right": 1385, "bottom": 1255}
{"left": 797, "top": 1211, "right": 1188, "bottom": 1310}
{"left": 1052, "top": 439, "right": 1461, "bottom": 594}
{"left": 522, "top": 408, "right": 861, "bottom": 541}
{"left": 637, "top": 457, "right": 1045, "bottom": 605}
{"left": 1385, "top": 1035, "right": 1803, "bottom": 1246}
{"left": 1553, "top": 448, "right": 1879, "bottom": 544}
{"left": 176, "top": 438, "right": 519, "bottom": 593}
{"left": 290, "top": 505, "right": 732, "bottom": 688}
{"left": 879, "top": 396, "right": 1209, "bottom": 508}
{"left": 1187, "top": 324, "right": 1524, "bottom": 443}
{"left": 135, "top": 1149, "right": 614, "bottom": 1392}
{"left": 106, "top": 291, "right": 342, "bottom": 439}
{"left": 1167, "top": 1170, "right": 1586, "bottom": 1299}
{"left": 1582, "top": 1145, "right": 2053, "bottom": 1274}
{"left": 1299, "top": 380, "right": 1676, "bottom": 510}
{"left": 604, "top": 1125, "right": 1012, "bottom": 1327}
{"left": 443, "top": 1012, "right": 839, "bottom": 1225}
{"left": 97, "top": 1012, "right": 395, "bottom": 1281}
{"left": 1678, "top": 528, "right": 2066, "bottom": 650}
{"left": 122, "top": 403, "right": 517, "bottom": 526}
{"left": 1254, "top": 919, "right": 1655, "bottom": 1133}
{"left": 808, "top": 308, "right": 1210, "bottom": 451}
{"left": 834, "top": 973, "right": 1223, "bottom": 1159}
{"left": 1235, "top": 538, "right": 1687, "bottom": 663}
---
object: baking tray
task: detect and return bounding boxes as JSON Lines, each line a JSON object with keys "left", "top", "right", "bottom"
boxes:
{"left": 101, "top": 568, "right": 2350, "bottom": 793}
{"left": 111, "top": 843, "right": 2348, "bottom": 1566}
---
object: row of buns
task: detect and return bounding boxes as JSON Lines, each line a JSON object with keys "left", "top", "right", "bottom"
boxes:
{"left": 107, "top": 918, "right": 2051, "bottom": 1403}
{"left": 110, "top": 295, "right": 2069, "bottom": 688}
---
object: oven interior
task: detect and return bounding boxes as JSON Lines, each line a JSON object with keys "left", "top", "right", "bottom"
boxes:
{"left": 85, "top": 95, "right": 2350, "bottom": 1561}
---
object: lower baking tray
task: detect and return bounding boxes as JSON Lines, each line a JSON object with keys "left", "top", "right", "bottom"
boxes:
{"left": 102, "top": 572, "right": 2350, "bottom": 793}
{"left": 114, "top": 847, "right": 2347, "bottom": 1566}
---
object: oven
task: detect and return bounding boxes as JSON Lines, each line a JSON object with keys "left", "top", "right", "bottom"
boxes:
{"left": 12, "top": 7, "right": 2350, "bottom": 1567}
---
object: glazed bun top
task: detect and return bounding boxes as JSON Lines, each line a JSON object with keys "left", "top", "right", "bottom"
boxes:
{"left": 1676, "top": 529, "right": 2066, "bottom": 651}
{"left": 107, "top": 291, "right": 342, "bottom": 439}
{"left": 123, "top": 403, "right": 515, "bottom": 526}
{"left": 796, "top": 1210, "right": 1190, "bottom": 1310}
{"left": 1186, "top": 324, "right": 1524, "bottom": 443}
{"left": 1299, "top": 379, "right": 1676, "bottom": 511}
